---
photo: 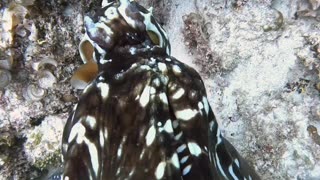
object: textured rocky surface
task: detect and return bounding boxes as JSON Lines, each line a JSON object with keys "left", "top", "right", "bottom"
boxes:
{"left": 0, "top": 0, "right": 320, "bottom": 179}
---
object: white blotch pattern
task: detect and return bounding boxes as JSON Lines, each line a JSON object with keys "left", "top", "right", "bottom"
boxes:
{"left": 159, "top": 92, "right": 168, "bottom": 104}
{"left": 139, "top": 148, "right": 146, "bottom": 160}
{"left": 118, "top": 0, "right": 136, "bottom": 28}
{"left": 209, "top": 121, "right": 215, "bottom": 131}
{"left": 117, "top": 143, "right": 123, "bottom": 158}
{"left": 99, "top": 129, "right": 104, "bottom": 148}
{"left": 153, "top": 78, "right": 160, "bottom": 87}
{"left": 172, "top": 88, "right": 185, "bottom": 99}
{"left": 83, "top": 83, "right": 92, "bottom": 94}
{"left": 177, "top": 144, "right": 187, "bottom": 153}
{"left": 234, "top": 159, "right": 240, "bottom": 168}
{"left": 104, "top": 6, "right": 118, "bottom": 19}
{"left": 158, "top": 62, "right": 167, "bottom": 72}
{"left": 155, "top": 162, "right": 166, "bottom": 179}
{"left": 129, "top": 47, "right": 136, "bottom": 54}
{"left": 140, "top": 65, "right": 152, "bottom": 70}
{"left": 130, "top": 63, "right": 137, "bottom": 69}
{"left": 72, "top": 104, "right": 78, "bottom": 111}
{"left": 116, "top": 168, "right": 121, "bottom": 175}
{"left": 202, "top": 96, "right": 209, "bottom": 115}
{"left": 150, "top": 57, "right": 156, "bottom": 63}
{"left": 140, "top": 85, "right": 151, "bottom": 107}
{"left": 217, "top": 129, "right": 222, "bottom": 144}
{"left": 160, "top": 75, "right": 168, "bottom": 84}
{"left": 168, "top": 83, "right": 177, "bottom": 91}
{"left": 182, "top": 164, "right": 192, "bottom": 176}
{"left": 171, "top": 153, "right": 180, "bottom": 169}
{"left": 163, "top": 119, "right": 173, "bottom": 133}
{"left": 198, "top": 101, "right": 204, "bottom": 110}
{"left": 165, "top": 58, "right": 171, "bottom": 62}
{"left": 95, "top": 22, "right": 113, "bottom": 35}
{"left": 180, "top": 156, "right": 189, "bottom": 164}
{"left": 68, "top": 121, "right": 86, "bottom": 144}
{"left": 229, "top": 165, "right": 239, "bottom": 180}
{"left": 92, "top": 41, "right": 106, "bottom": 56}
{"left": 146, "top": 125, "right": 156, "bottom": 146}
{"left": 97, "top": 82, "right": 109, "bottom": 99}
{"left": 204, "top": 146, "right": 208, "bottom": 152}
{"left": 150, "top": 86, "right": 156, "bottom": 94}
{"left": 172, "top": 121, "right": 179, "bottom": 128}
{"left": 129, "top": 169, "right": 135, "bottom": 177}
{"left": 84, "top": 115, "right": 97, "bottom": 129}
{"left": 188, "top": 142, "right": 202, "bottom": 157}
{"left": 172, "top": 64, "right": 181, "bottom": 74}
{"left": 100, "top": 58, "right": 112, "bottom": 64}
{"left": 98, "top": 76, "right": 105, "bottom": 81}
{"left": 174, "top": 132, "right": 183, "bottom": 140}
{"left": 175, "top": 109, "right": 198, "bottom": 121}
{"left": 104, "top": 127, "right": 108, "bottom": 141}
{"left": 85, "top": 138, "right": 99, "bottom": 176}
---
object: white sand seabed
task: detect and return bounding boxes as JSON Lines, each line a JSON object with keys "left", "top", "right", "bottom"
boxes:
{"left": 164, "top": 0, "right": 320, "bottom": 179}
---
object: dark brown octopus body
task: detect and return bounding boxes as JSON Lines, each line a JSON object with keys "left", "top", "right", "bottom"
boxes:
{"left": 62, "top": 0, "right": 260, "bottom": 179}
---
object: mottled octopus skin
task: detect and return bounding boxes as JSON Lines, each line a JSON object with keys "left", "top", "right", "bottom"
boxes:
{"left": 61, "top": 0, "right": 260, "bottom": 180}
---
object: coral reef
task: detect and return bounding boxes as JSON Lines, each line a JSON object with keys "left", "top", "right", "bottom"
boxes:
{"left": 0, "top": 0, "right": 86, "bottom": 178}
{"left": 296, "top": 0, "right": 320, "bottom": 18}
{"left": 183, "top": 13, "right": 221, "bottom": 77}
{"left": 24, "top": 114, "right": 66, "bottom": 170}
{"left": 181, "top": 0, "right": 320, "bottom": 179}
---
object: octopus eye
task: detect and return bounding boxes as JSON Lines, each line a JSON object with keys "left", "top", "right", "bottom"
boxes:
{"left": 147, "top": 30, "right": 160, "bottom": 45}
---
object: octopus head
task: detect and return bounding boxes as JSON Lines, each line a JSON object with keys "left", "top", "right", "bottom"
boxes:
{"left": 85, "top": 0, "right": 170, "bottom": 55}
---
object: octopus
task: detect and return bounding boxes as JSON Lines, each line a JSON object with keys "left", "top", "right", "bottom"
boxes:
{"left": 61, "top": 0, "right": 260, "bottom": 179}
